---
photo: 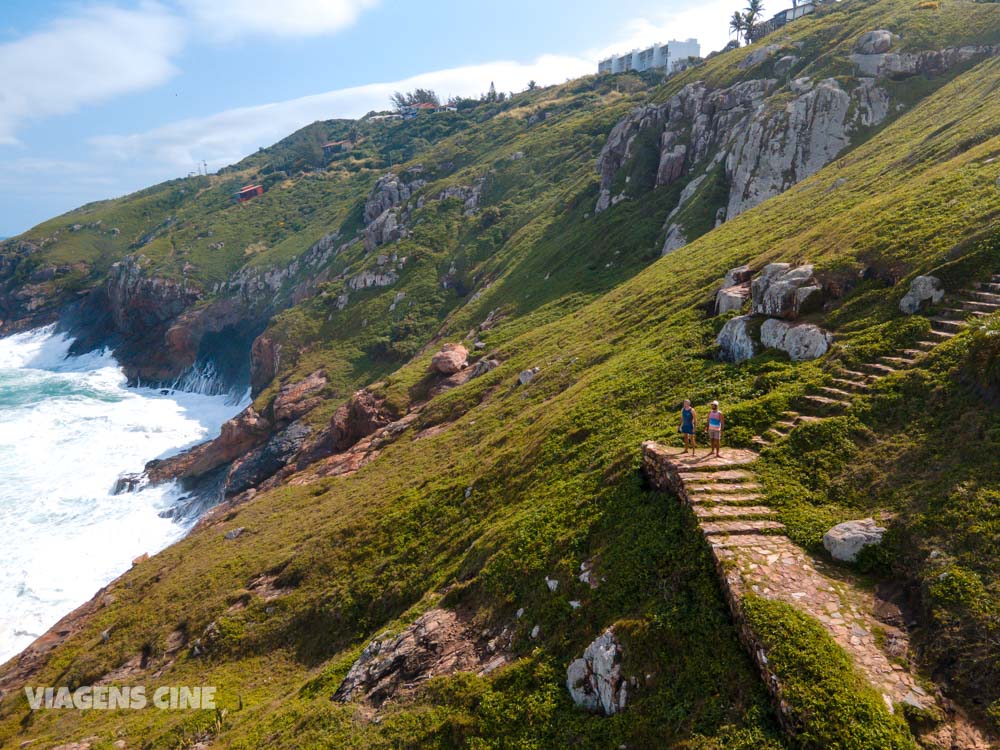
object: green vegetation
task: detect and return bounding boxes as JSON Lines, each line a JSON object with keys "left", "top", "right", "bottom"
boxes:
{"left": 742, "top": 596, "right": 916, "bottom": 749}
{"left": 2, "top": 0, "right": 1000, "bottom": 746}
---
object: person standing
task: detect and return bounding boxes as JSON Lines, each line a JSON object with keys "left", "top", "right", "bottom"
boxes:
{"left": 707, "top": 401, "right": 724, "bottom": 457}
{"left": 680, "top": 399, "right": 697, "bottom": 454}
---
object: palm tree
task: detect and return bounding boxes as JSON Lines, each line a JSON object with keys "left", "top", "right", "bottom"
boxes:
{"left": 729, "top": 11, "right": 745, "bottom": 42}
{"left": 744, "top": 0, "right": 765, "bottom": 43}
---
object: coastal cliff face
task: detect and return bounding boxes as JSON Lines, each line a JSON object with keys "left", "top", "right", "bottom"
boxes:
{"left": 595, "top": 33, "right": 1000, "bottom": 253}
{"left": 2, "top": 1, "right": 1000, "bottom": 746}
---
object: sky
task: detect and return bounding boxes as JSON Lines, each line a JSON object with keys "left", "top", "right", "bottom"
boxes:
{"left": 0, "top": 0, "right": 739, "bottom": 237}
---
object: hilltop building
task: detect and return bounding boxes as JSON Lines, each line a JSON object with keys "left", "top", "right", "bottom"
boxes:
{"left": 748, "top": 2, "right": 816, "bottom": 42}
{"left": 598, "top": 39, "right": 701, "bottom": 76}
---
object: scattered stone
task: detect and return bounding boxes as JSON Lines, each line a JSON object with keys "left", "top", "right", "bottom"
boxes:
{"left": 716, "top": 283, "right": 751, "bottom": 315}
{"left": 131, "top": 553, "right": 149, "bottom": 566}
{"left": 569, "top": 600, "right": 582, "bottom": 609}
{"left": 468, "top": 358, "right": 500, "bottom": 379}
{"left": 545, "top": 577, "right": 559, "bottom": 592}
{"left": 899, "top": 275, "right": 944, "bottom": 314}
{"left": 530, "top": 625, "right": 540, "bottom": 639}
{"left": 518, "top": 367, "right": 540, "bottom": 385}
{"left": 516, "top": 608, "right": 525, "bottom": 619}
{"left": 474, "top": 341, "right": 486, "bottom": 349}
{"left": 716, "top": 315, "right": 759, "bottom": 363}
{"left": 823, "top": 518, "right": 886, "bottom": 562}
{"left": 224, "top": 527, "right": 245, "bottom": 541}
{"left": 760, "top": 319, "right": 833, "bottom": 361}
{"left": 431, "top": 343, "right": 468, "bottom": 374}
{"left": 566, "top": 628, "right": 628, "bottom": 715}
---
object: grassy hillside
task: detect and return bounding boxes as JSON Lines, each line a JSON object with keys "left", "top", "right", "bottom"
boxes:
{"left": 1, "top": 0, "right": 1000, "bottom": 747}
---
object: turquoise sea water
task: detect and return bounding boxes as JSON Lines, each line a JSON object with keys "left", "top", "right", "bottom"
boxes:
{"left": 0, "top": 327, "right": 245, "bottom": 663}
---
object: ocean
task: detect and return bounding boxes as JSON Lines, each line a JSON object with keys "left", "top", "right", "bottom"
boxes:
{"left": 0, "top": 326, "right": 246, "bottom": 664}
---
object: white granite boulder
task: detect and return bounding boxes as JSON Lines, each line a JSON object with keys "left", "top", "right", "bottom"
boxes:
{"left": 823, "top": 518, "right": 886, "bottom": 562}
{"left": 760, "top": 319, "right": 833, "bottom": 361}
{"left": 752, "top": 263, "right": 823, "bottom": 319}
{"left": 566, "top": 628, "right": 627, "bottom": 715}
{"left": 855, "top": 30, "right": 895, "bottom": 56}
{"left": 717, "top": 315, "right": 759, "bottom": 363}
{"left": 716, "top": 265, "right": 754, "bottom": 315}
{"left": 899, "top": 275, "right": 944, "bottom": 314}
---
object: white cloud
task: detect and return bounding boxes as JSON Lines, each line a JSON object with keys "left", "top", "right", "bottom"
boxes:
{"left": 91, "top": 54, "right": 592, "bottom": 170}
{"left": 0, "top": 3, "right": 184, "bottom": 145}
{"left": 179, "top": 0, "right": 378, "bottom": 40}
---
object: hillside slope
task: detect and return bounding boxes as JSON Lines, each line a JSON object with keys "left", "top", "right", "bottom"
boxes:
{"left": 1, "top": 0, "right": 999, "bottom": 747}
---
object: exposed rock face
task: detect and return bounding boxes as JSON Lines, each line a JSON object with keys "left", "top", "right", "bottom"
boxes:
{"left": 566, "top": 628, "right": 628, "bottom": 716}
{"left": 823, "top": 518, "right": 886, "bottom": 562}
{"left": 595, "top": 105, "right": 667, "bottom": 213}
{"left": 329, "top": 390, "right": 395, "bottom": 452}
{"left": 364, "top": 173, "right": 418, "bottom": 224}
{"left": 250, "top": 334, "right": 281, "bottom": 396}
{"left": 224, "top": 422, "right": 312, "bottom": 497}
{"left": 760, "top": 319, "right": 833, "bottom": 361}
{"left": 273, "top": 370, "right": 327, "bottom": 423}
{"left": 438, "top": 179, "right": 484, "bottom": 215}
{"left": 899, "top": 275, "right": 945, "bottom": 314}
{"left": 716, "top": 315, "right": 759, "bottom": 363}
{"left": 751, "top": 263, "right": 822, "bottom": 319}
{"left": 597, "top": 67, "right": 897, "bottom": 227}
{"left": 364, "top": 209, "right": 403, "bottom": 252}
{"left": 431, "top": 343, "right": 468, "bottom": 374}
{"left": 661, "top": 223, "right": 687, "bottom": 255}
{"left": 726, "top": 78, "right": 889, "bottom": 217}
{"left": 348, "top": 269, "right": 399, "bottom": 291}
{"left": 851, "top": 43, "right": 1000, "bottom": 79}
{"left": 334, "top": 609, "right": 509, "bottom": 706}
{"left": 145, "top": 407, "right": 271, "bottom": 483}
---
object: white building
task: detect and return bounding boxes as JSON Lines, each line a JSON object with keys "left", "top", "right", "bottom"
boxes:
{"left": 598, "top": 39, "right": 701, "bottom": 76}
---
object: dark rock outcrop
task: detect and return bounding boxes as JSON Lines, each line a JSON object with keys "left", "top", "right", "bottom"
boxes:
{"left": 224, "top": 422, "right": 312, "bottom": 497}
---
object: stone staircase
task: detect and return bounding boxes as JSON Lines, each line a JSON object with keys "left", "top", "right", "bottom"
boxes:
{"left": 751, "top": 272, "right": 1000, "bottom": 449}
{"left": 642, "top": 443, "right": 937, "bottom": 725}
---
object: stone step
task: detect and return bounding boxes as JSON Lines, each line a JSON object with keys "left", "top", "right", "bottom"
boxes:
{"left": 796, "top": 415, "right": 825, "bottom": 424}
{"left": 776, "top": 419, "right": 798, "bottom": 429}
{"left": 817, "top": 386, "right": 853, "bottom": 399}
{"left": 976, "top": 282, "right": 1000, "bottom": 294}
{"left": 707, "top": 533, "right": 787, "bottom": 549}
{"left": 830, "top": 378, "right": 869, "bottom": 392}
{"left": 764, "top": 428, "right": 789, "bottom": 442}
{"left": 992, "top": 274, "right": 1000, "bottom": 283}
{"left": 879, "top": 356, "right": 917, "bottom": 366}
{"left": 751, "top": 436, "right": 772, "bottom": 448}
{"left": 961, "top": 299, "right": 1000, "bottom": 313}
{"left": 780, "top": 410, "right": 800, "bottom": 419}
{"left": 688, "top": 493, "right": 765, "bottom": 505}
{"left": 700, "top": 520, "right": 785, "bottom": 536}
{"left": 926, "top": 328, "right": 956, "bottom": 339}
{"left": 688, "top": 482, "right": 762, "bottom": 494}
{"left": 967, "top": 290, "right": 1000, "bottom": 303}
{"left": 800, "top": 394, "right": 850, "bottom": 410}
{"left": 930, "top": 317, "right": 967, "bottom": 333}
{"left": 912, "top": 340, "right": 936, "bottom": 350}
{"left": 834, "top": 368, "right": 874, "bottom": 382}
{"left": 899, "top": 349, "right": 926, "bottom": 357}
{"left": 944, "top": 307, "right": 990, "bottom": 319}
{"left": 680, "top": 470, "right": 755, "bottom": 484}
{"left": 860, "top": 362, "right": 898, "bottom": 375}
{"left": 693, "top": 505, "right": 776, "bottom": 520}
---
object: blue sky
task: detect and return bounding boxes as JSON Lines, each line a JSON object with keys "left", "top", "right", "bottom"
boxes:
{"left": 0, "top": 0, "right": 737, "bottom": 237}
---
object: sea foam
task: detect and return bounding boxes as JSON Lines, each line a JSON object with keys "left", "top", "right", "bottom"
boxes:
{"left": 0, "top": 327, "right": 247, "bottom": 663}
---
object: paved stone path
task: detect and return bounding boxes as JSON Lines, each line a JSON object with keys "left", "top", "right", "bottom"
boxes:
{"left": 642, "top": 443, "right": 936, "bottom": 715}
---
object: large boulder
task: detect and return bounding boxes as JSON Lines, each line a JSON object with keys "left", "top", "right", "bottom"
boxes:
{"left": 823, "top": 518, "right": 886, "bottom": 562}
{"left": 224, "top": 422, "right": 312, "bottom": 496}
{"left": 716, "top": 315, "right": 759, "bottom": 363}
{"left": 431, "top": 343, "right": 468, "bottom": 374}
{"left": 716, "top": 265, "right": 754, "bottom": 315}
{"left": 330, "top": 390, "right": 394, "bottom": 452}
{"left": 566, "top": 628, "right": 627, "bottom": 715}
{"left": 760, "top": 319, "right": 833, "bottom": 361}
{"left": 855, "top": 30, "right": 895, "bottom": 56}
{"left": 899, "top": 275, "right": 944, "bottom": 314}
{"left": 751, "top": 263, "right": 823, "bottom": 319}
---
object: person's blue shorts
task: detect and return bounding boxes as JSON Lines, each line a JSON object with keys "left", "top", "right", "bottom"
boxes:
{"left": 681, "top": 426, "right": 694, "bottom": 435}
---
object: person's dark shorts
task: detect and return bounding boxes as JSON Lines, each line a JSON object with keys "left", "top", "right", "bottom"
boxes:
{"left": 681, "top": 425, "right": 694, "bottom": 435}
